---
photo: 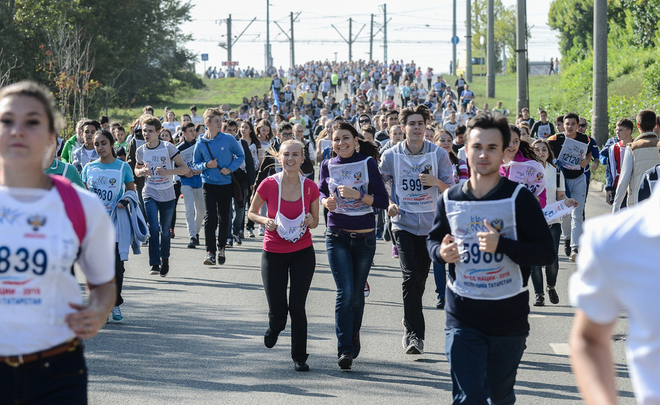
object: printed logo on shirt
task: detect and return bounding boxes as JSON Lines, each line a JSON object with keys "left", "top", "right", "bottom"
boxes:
{"left": 109, "top": 177, "right": 117, "bottom": 186}
{"left": 27, "top": 215, "right": 47, "bottom": 232}
{"left": 402, "top": 162, "right": 432, "bottom": 176}
{"left": 160, "top": 156, "right": 167, "bottom": 163}
{"left": 354, "top": 171, "right": 362, "bottom": 181}
{"left": 0, "top": 207, "right": 22, "bottom": 225}
{"left": 459, "top": 216, "right": 506, "bottom": 238}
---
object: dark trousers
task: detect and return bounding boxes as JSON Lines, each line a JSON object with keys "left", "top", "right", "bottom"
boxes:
{"left": 0, "top": 344, "right": 87, "bottom": 405}
{"left": 393, "top": 230, "right": 431, "bottom": 340}
{"left": 261, "top": 246, "right": 316, "bottom": 362}
{"left": 171, "top": 181, "right": 181, "bottom": 231}
{"left": 246, "top": 187, "right": 255, "bottom": 231}
{"left": 531, "top": 223, "right": 562, "bottom": 294}
{"left": 202, "top": 183, "right": 233, "bottom": 253}
{"left": 114, "top": 243, "right": 124, "bottom": 306}
{"left": 446, "top": 325, "right": 528, "bottom": 405}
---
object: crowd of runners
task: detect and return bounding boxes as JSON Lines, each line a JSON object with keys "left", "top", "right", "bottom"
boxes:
{"left": 1, "top": 58, "right": 660, "bottom": 404}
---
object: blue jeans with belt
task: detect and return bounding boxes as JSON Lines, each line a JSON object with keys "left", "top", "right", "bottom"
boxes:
{"left": 144, "top": 198, "right": 176, "bottom": 266}
{"left": 325, "top": 228, "right": 377, "bottom": 357}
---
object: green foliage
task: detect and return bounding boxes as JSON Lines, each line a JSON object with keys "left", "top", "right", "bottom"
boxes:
{"left": 643, "top": 63, "right": 660, "bottom": 98}
{"left": 470, "top": 0, "right": 517, "bottom": 72}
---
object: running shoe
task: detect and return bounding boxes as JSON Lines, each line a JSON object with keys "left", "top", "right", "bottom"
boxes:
{"left": 239, "top": 231, "right": 245, "bottom": 239}
{"left": 160, "top": 259, "right": 169, "bottom": 277}
{"left": 364, "top": 281, "right": 370, "bottom": 297}
{"left": 294, "top": 361, "right": 309, "bottom": 372}
{"left": 436, "top": 297, "right": 445, "bottom": 309}
{"left": 226, "top": 237, "right": 233, "bottom": 248}
{"left": 547, "top": 287, "right": 559, "bottom": 304}
{"left": 203, "top": 252, "right": 216, "bottom": 265}
{"left": 187, "top": 238, "right": 196, "bottom": 249}
{"left": 338, "top": 354, "right": 352, "bottom": 371}
{"left": 392, "top": 245, "right": 399, "bottom": 259}
{"left": 111, "top": 306, "right": 123, "bottom": 323}
{"left": 264, "top": 328, "right": 279, "bottom": 348}
{"left": 149, "top": 265, "right": 160, "bottom": 275}
{"left": 258, "top": 227, "right": 265, "bottom": 237}
{"left": 247, "top": 229, "right": 255, "bottom": 238}
{"left": 533, "top": 293, "right": 545, "bottom": 306}
{"left": 406, "top": 336, "right": 424, "bottom": 355}
{"left": 217, "top": 248, "right": 226, "bottom": 265}
{"left": 194, "top": 234, "right": 200, "bottom": 246}
{"left": 233, "top": 233, "right": 242, "bottom": 246}
{"left": 569, "top": 249, "right": 578, "bottom": 262}
{"left": 564, "top": 238, "right": 571, "bottom": 257}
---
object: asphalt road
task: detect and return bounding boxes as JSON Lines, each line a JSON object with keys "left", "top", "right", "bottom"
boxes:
{"left": 82, "top": 181, "right": 635, "bottom": 404}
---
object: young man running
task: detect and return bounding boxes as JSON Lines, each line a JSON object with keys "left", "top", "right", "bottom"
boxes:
{"left": 380, "top": 104, "right": 454, "bottom": 355}
{"left": 427, "top": 111, "right": 555, "bottom": 404}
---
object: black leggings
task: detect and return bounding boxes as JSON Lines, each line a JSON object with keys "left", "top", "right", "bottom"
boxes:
{"left": 171, "top": 181, "right": 181, "bottom": 231}
{"left": 261, "top": 246, "right": 316, "bottom": 362}
{"left": 115, "top": 243, "right": 124, "bottom": 306}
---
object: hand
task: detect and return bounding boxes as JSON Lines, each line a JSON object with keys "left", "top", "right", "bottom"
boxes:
{"left": 265, "top": 218, "right": 277, "bottom": 232}
{"left": 117, "top": 200, "right": 129, "bottom": 209}
{"left": 155, "top": 166, "right": 166, "bottom": 176}
{"left": 476, "top": 219, "right": 500, "bottom": 253}
{"left": 579, "top": 157, "right": 590, "bottom": 169}
{"left": 206, "top": 159, "right": 218, "bottom": 169}
{"left": 419, "top": 172, "right": 438, "bottom": 188}
{"left": 439, "top": 234, "right": 460, "bottom": 263}
{"left": 64, "top": 302, "right": 106, "bottom": 339}
{"left": 565, "top": 198, "right": 579, "bottom": 208}
{"left": 337, "top": 185, "right": 360, "bottom": 199}
{"left": 324, "top": 197, "right": 337, "bottom": 211}
{"left": 184, "top": 169, "right": 193, "bottom": 178}
{"left": 220, "top": 167, "right": 231, "bottom": 175}
{"left": 605, "top": 191, "right": 613, "bottom": 206}
{"left": 139, "top": 167, "right": 151, "bottom": 177}
{"left": 591, "top": 162, "right": 599, "bottom": 172}
{"left": 303, "top": 212, "right": 314, "bottom": 226}
{"left": 388, "top": 203, "right": 399, "bottom": 217}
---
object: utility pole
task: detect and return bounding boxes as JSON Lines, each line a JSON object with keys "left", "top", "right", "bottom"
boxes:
{"left": 383, "top": 4, "right": 388, "bottom": 63}
{"left": 219, "top": 16, "right": 256, "bottom": 64}
{"left": 274, "top": 12, "right": 300, "bottom": 69}
{"left": 227, "top": 14, "right": 232, "bottom": 62}
{"left": 370, "top": 14, "right": 374, "bottom": 61}
{"left": 466, "top": 0, "right": 472, "bottom": 82}
{"left": 290, "top": 12, "right": 295, "bottom": 68}
{"left": 266, "top": 0, "right": 271, "bottom": 71}
{"left": 593, "top": 0, "right": 608, "bottom": 146}
{"left": 487, "top": 0, "right": 495, "bottom": 98}
{"left": 516, "top": 0, "right": 528, "bottom": 113}
{"left": 331, "top": 18, "right": 365, "bottom": 62}
{"left": 452, "top": 0, "right": 457, "bottom": 76}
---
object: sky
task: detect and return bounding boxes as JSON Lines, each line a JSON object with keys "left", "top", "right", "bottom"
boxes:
{"left": 181, "top": 0, "right": 560, "bottom": 75}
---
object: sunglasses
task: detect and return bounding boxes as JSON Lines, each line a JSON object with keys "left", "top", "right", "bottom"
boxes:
{"left": 359, "top": 119, "right": 370, "bottom": 124}
{"left": 579, "top": 124, "right": 587, "bottom": 127}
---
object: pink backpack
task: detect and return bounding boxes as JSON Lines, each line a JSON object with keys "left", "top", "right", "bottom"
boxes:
{"left": 50, "top": 175, "right": 86, "bottom": 244}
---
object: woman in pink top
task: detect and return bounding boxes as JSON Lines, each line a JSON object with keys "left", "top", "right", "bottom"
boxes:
{"left": 247, "top": 139, "right": 320, "bottom": 372}
{"left": 500, "top": 124, "right": 547, "bottom": 207}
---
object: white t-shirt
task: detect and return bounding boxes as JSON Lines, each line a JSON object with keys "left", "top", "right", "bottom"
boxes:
{"left": 570, "top": 188, "right": 660, "bottom": 405}
{"left": 0, "top": 185, "right": 115, "bottom": 355}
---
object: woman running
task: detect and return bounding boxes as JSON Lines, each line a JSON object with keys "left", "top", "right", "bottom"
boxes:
{"left": 72, "top": 120, "right": 100, "bottom": 173}
{"left": 319, "top": 122, "right": 388, "bottom": 371}
{"left": 0, "top": 81, "right": 115, "bottom": 403}
{"left": 500, "top": 125, "right": 547, "bottom": 208}
{"left": 247, "top": 139, "right": 319, "bottom": 372}
{"left": 530, "top": 139, "right": 578, "bottom": 306}
{"left": 82, "top": 129, "right": 146, "bottom": 322}
{"left": 239, "top": 120, "right": 262, "bottom": 238}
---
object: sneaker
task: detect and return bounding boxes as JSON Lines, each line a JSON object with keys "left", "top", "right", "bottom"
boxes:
{"left": 239, "top": 231, "right": 245, "bottom": 239}
{"left": 247, "top": 229, "right": 255, "bottom": 238}
{"left": 547, "top": 287, "right": 559, "bottom": 304}
{"left": 570, "top": 249, "right": 578, "bottom": 262}
{"left": 187, "top": 238, "right": 196, "bottom": 249}
{"left": 406, "top": 336, "right": 424, "bottom": 355}
{"left": 564, "top": 238, "right": 571, "bottom": 257}
{"left": 364, "top": 281, "right": 370, "bottom": 297}
{"left": 233, "top": 233, "right": 242, "bottom": 246}
{"left": 294, "top": 361, "right": 310, "bottom": 372}
{"left": 194, "top": 234, "right": 200, "bottom": 246}
{"left": 217, "top": 248, "right": 226, "bottom": 265}
{"left": 149, "top": 265, "right": 160, "bottom": 275}
{"left": 226, "top": 237, "right": 233, "bottom": 248}
{"left": 392, "top": 245, "right": 399, "bottom": 259}
{"left": 160, "top": 259, "right": 169, "bottom": 277}
{"left": 338, "top": 353, "right": 353, "bottom": 371}
{"left": 203, "top": 252, "right": 216, "bottom": 265}
{"left": 258, "top": 227, "right": 265, "bottom": 237}
{"left": 111, "top": 306, "right": 123, "bottom": 323}
{"left": 533, "top": 293, "right": 545, "bottom": 306}
{"left": 352, "top": 333, "right": 361, "bottom": 359}
{"left": 436, "top": 297, "right": 445, "bottom": 309}
{"left": 264, "top": 328, "right": 279, "bottom": 348}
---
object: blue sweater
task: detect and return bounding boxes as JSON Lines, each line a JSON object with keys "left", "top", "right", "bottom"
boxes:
{"left": 193, "top": 132, "right": 245, "bottom": 185}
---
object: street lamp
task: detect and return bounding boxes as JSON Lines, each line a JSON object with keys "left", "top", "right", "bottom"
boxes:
{"left": 480, "top": 35, "right": 485, "bottom": 76}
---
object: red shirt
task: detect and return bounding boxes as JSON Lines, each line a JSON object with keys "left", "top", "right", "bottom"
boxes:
{"left": 256, "top": 176, "right": 320, "bottom": 253}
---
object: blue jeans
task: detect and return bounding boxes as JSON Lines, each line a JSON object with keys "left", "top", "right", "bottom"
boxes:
{"left": 564, "top": 174, "right": 587, "bottom": 250}
{"left": 0, "top": 343, "right": 87, "bottom": 404}
{"left": 433, "top": 261, "right": 447, "bottom": 298}
{"left": 325, "top": 229, "right": 377, "bottom": 357}
{"left": 531, "top": 223, "right": 562, "bottom": 294}
{"left": 144, "top": 198, "right": 176, "bottom": 266}
{"left": 446, "top": 325, "right": 528, "bottom": 405}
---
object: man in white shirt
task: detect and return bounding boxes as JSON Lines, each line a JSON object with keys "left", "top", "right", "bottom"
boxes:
{"left": 190, "top": 105, "right": 204, "bottom": 126}
{"left": 570, "top": 186, "right": 660, "bottom": 405}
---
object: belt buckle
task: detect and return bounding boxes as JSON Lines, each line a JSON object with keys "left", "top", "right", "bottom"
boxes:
{"left": 5, "top": 355, "right": 23, "bottom": 367}
{"left": 349, "top": 232, "right": 358, "bottom": 238}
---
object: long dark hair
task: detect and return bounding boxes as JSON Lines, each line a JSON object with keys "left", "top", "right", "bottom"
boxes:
{"left": 334, "top": 122, "right": 380, "bottom": 162}
{"left": 240, "top": 120, "right": 262, "bottom": 151}
{"left": 509, "top": 124, "right": 540, "bottom": 163}
{"left": 95, "top": 129, "right": 117, "bottom": 158}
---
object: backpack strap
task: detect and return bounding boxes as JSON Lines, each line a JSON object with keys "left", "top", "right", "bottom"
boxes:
{"left": 50, "top": 175, "right": 86, "bottom": 245}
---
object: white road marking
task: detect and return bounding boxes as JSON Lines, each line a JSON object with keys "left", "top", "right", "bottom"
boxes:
{"left": 529, "top": 314, "right": 546, "bottom": 318}
{"left": 550, "top": 343, "right": 571, "bottom": 355}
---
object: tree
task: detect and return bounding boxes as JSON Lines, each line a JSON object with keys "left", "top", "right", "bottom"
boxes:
{"left": 470, "top": 0, "right": 518, "bottom": 73}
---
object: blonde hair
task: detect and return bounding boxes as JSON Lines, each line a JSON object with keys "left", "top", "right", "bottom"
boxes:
{"left": 203, "top": 107, "right": 223, "bottom": 124}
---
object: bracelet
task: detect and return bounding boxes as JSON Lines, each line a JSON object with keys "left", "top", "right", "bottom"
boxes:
{"left": 359, "top": 190, "right": 365, "bottom": 200}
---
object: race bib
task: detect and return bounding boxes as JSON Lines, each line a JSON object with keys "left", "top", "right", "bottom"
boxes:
{"left": 542, "top": 199, "right": 575, "bottom": 223}
{"left": 179, "top": 147, "right": 195, "bottom": 171}
{"left": 328, "top": 159, "right": 372, "bottom": 216}
{"left": 504, "top": 160, "right": 546, "bottom": 197}
{"left": 394, "top": 151, "right": 438, "bottom": 213}
{"left": 142, "top": 146, "right": 173, "bottom": 190}
{"left": 86, "top": 167, "right": 123, "bottom": 214}
{"left": 557, "top": 137, "right": 588, "bottom": 171}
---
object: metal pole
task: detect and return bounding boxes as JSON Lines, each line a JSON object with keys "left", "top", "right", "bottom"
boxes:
{"left": 290, "top": 12, "right": 295, "bottom": 68}
{"left": 227, "top": 14, "right": 232, "bottom": 62}
{"left": 452, "top": 0, "right": 457, "bottom": 78}
{"left": 487, "top": 0, "right": 495, "bottom": 98}
{"left": 266, "top": 1, "right": 270, "bottom": 70}
{"left": 383, "top": 4, "right": 387, "bottom": 63}
{"left": 516, "top": 0, "right": 528, "bottom": 113}
{"left": 466, "top": 0, "right": 472, "bottom": 82}
{"left": 370, "top": 14, "right": 374, "bottom": 61}
{"left": 593, "top": 0, "right": 608, "bottom": 146}
{"left": 349, "top": 18, "right": 353, "bottom": 62}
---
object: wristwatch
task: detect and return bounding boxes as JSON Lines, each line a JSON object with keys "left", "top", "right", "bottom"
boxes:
{"left": 359, "top": 190, "right": 365, "bottom": 200}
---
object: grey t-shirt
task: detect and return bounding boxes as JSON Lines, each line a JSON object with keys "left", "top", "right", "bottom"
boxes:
{"left": 136, "top": 141, "right": 179, "bottom": 202}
